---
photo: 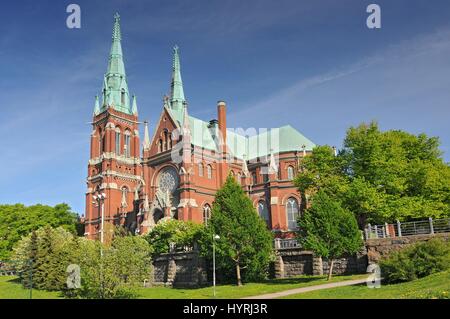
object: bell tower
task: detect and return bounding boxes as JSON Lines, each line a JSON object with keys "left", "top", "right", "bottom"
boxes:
{"left": 84, "top": 13, "right": 143, "bottom": 240}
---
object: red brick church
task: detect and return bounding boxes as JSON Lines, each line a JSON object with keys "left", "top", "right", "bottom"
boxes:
{"left": 84, "top": 14, "right": 315, "bottom": 240}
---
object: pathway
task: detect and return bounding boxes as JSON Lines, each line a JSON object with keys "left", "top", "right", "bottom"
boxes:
{"left": 242, "top": 277, "right": 369, "bottom": 299}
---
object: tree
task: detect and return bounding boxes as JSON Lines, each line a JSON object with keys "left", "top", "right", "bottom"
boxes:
{"left": 200, "top": 175, "right": 274, "bottom": 286}
{"left": 72, "top": 235, "right": 153, "bottom": 299}
{"left": 13, "top": 226, "right": 76, "bottom": 291}
{"left": 298, "top": 191, "right": 363, "bottom": 280}
{"left": 145, "top": 219, "right": 204, "bottom": 256}
{"left": 295, "top": 122, "right": 450, "bottom": 226}
{"left": 0, "top": 203, "right": 80, "bottom": 259}
{"left": 13, "top": 226, "right": 153, "bottom": 298}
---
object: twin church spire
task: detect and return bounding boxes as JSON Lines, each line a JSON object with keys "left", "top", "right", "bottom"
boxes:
{"left": 94, "top": 13, "right": 186, "bottom": 118}
{"left": 94, "top": 13, "right": 136, "bottom": 116}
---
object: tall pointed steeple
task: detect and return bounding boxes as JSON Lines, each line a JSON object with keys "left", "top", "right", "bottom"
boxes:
{"left": 169, "top": 45, "right": 185, "bottom": 112}
{"left": 98, "top": 13, "right": 133, "bottom": 115}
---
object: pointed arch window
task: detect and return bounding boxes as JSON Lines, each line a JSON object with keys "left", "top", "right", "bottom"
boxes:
{"left": 258, "top": 201, "right": 270, "bottom": 228}
{"left": 198, "top": 163, "right": 204, "bottom": 177}
{"left": 124, "top": 130, "right": 131, "bottom": 157}
{"left": 203, "top": 204, "right": 211, "bottom": 226}
{"left": 237, "top": 172, "right": 242, "bottom": 184}
{"left": 286, "top": 197, "right": 300, "bottom": 230}
{"left": 252, "top": 172, "right": 257, "bottom": 185}
{"left": 115, "top": 128, "right": 121, "bottom": 155}
{"left": 163, "top": 130, "right": 169, "bottom": 151}
{"left": 207, "top": 165, "right": 212, "bottom": 179}
{"left": 287, "top": 166, "right": 295, "bottom": 180}
{"left": 263, "top": 171, "right": 269, "bottom": 183}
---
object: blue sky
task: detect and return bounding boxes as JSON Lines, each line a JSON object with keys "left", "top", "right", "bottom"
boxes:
{"left": 1, "top": 0, "right": 449, "bottom": 215}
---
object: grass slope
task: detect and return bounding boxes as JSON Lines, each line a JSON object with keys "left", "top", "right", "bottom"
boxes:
{"left": 0, "top": 276, "right": 61, "bottom": 299}
{"left": 135, "top": 274, "right": 367, "bottom": 299}
{"left": 281, "top": 271, "right": 450, "bottom": 299}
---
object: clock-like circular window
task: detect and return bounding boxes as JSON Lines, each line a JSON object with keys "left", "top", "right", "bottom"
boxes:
{"left": 157, "top": 167, "right": 179, "bottom": 194}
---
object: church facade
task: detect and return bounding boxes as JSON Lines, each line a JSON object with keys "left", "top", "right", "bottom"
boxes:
{"left": 83, "top": 14, "right": 316, "bottom": 240}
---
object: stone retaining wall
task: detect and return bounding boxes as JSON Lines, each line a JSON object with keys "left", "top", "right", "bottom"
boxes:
{"left": 365, "top": 232, "right": 450, "bottom": 263}
{"left": 274, "top": 248, "right": 368, "bottom": 278}
{"left": 152, "top": 250, "right": 208, "bottom": 287}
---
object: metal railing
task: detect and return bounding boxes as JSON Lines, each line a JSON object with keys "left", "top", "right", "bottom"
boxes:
{"left": 364, "top": 218, "right": 450, "bottom": 240}
{"left": 274, "top": 238, "right": 301, "bottom": 249}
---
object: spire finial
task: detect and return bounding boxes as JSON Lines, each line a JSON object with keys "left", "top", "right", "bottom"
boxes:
{"left": 268, "top": 150, "right": 278, "bottom": 174}
{"left": 170, "top": 45, "right": 185, "bottom": 111}
{"left": 112, "top": 13, "right": 121, "bottom": 41}
{"left": 242, "top": 154, "right": 249, "bottom": 177}
{"left": 143, "top": 121, "right": 150, "bottom": 150}
{"left": 131, "top": 95, "right": 138, "bottom": 115}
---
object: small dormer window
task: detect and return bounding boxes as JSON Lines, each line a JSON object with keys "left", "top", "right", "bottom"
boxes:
{"left": 121, "top": 89, "right": 126, "bottom": 105}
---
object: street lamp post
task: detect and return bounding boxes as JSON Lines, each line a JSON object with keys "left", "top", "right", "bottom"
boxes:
{"left": 92, "top": 192, "right": 107, "bottom": 247}
{"left": 212, "top": 234, "right": 220, "bottom": 298}
{"left": 92, "top": 191, "right": 106, "bottom": 298}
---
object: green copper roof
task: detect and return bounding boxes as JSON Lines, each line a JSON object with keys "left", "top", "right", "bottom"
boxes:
{"left": 162, "top": 46, "right": 315, "bottom": 160}
{"left": 97, "top": 13, "right": 134, "bottom": 115}
{"left": 168, "top": 107, "right": 315, "bottom": 160}
{"left": 169, "top": 45, "right": 185, "bottom": 113}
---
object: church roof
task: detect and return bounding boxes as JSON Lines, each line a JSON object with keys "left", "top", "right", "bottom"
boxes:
{"left": 168, "top": 108, "right": 315, "bottom": 160}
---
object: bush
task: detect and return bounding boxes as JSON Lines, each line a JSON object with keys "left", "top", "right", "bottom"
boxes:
{"left": 13, "top": 226, "right": 153, "bottom": 298}
{"left": 145, "top": 219, "right": 204, "bottom": 256}
{"left": 380, "top": 239, "right": 450, "bottom": 283}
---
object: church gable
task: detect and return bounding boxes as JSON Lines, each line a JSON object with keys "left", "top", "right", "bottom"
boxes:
{"left": 148, "top": 107, "right": 180, "bottom": 157}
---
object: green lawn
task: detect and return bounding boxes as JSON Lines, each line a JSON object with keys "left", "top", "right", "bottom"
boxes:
{"left": 135, "top": 274, "right": 367, "bottom": 299}
{"left": 281, "top": 271, "right": 450, "bottom": 299}
{"left": 0, "top": 276, "right": 62, "bottom": 299}
{"left": 0, "top": 273, "right": 366, "bottom": 299}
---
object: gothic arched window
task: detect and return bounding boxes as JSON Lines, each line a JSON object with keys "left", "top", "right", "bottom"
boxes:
{"left": 286, "top": 197, "right": 300, "bottom": 230}
{"left": 198, "top": 163, "right": 204, "bottom": 177}
{"left": 203, "top": 204, "right": 211, "bottom": 226}
{"left": 252, "top": 172, "right": 257, "bottom": 185}
{"left": 115, "top": 128, "right": 121, "bottom": 155}
{"left": 258, "top": 201, "right": 270, "bottom": 227}
{"left": 207, "top": 165, "right": 212, "bottom": 179}
{"left": 237, "top": 172, "right": 241, "bottom": 184}
{"left": 287, "top": 166, "right": 294, "bottom": 180}
{"left": 124, "top": 130, "right": 131, "bottom": 157}
{"left": 163, "top": 130, "right": 169, "bottom": 151}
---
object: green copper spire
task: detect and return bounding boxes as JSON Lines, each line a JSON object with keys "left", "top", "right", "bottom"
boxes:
{"left": 170, "top": 45, "right": 185, "bottom": 112}
{"left": 98, "top": 13, "right": 133, "bottom": 115}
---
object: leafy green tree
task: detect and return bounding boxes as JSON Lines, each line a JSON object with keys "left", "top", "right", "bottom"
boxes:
{"left": 295, "top": 122, "right": 450, "bottom": 225}
{"left": 72, "top": 235, "right": 153, "bottom": 299}
{"left": 200, "top": 175, "right": 274, "bottom": 286}
{"left": 0, "top": 203, "right": 80, "bottom": 259}
{"left": 145, "top": 219, "right": 204, "bottom": 256}
{"left": 13, "top": 226, "right": 153, "bottom": 298}
{"left": 298, "top": 191, "right": 363, "bottom": 280}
